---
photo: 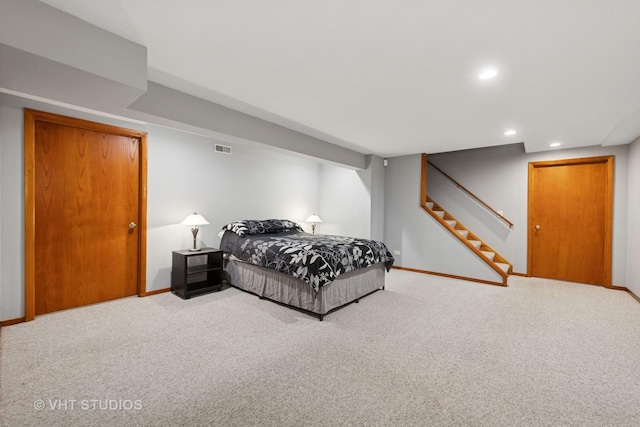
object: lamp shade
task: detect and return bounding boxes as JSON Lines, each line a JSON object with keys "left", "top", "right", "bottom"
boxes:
{"left": 181, "top": 213, "right": 210, "bottom": 226}
{"left": 305, "top": 214, "right": 322, "bottom": 223}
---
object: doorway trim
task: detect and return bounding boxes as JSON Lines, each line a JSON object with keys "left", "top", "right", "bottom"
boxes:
{"left": 527, "top": 155, "right": 613, "bottom": 287}
{"left": 24, "top": 109, "right": 148, "bottom": 321}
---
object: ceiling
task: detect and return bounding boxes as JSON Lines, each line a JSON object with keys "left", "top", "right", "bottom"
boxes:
{"left": 39, "top": 0, "right": 640, "bottom": 157}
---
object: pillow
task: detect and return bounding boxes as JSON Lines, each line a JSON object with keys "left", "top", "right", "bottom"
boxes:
{"left": 221, "top": 219, "right": 303, "bottom": 236}
{"left": 221, "top": 221, "right": 251, "bottom": 236}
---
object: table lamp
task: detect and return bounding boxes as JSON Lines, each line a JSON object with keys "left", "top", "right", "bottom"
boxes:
{"left": 181, "top": 212, "right": 209, "bottom": 251}
{"left": 305, "top": 214, "right": 322, "bottom": 234}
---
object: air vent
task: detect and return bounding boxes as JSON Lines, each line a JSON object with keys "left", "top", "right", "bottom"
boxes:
{"left": 215, "top": 144, "right": 232, "bottom": 155}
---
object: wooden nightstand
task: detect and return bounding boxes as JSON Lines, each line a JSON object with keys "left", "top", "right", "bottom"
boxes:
{"left": 171, "top": 248, "right": 223, "bottom": 299}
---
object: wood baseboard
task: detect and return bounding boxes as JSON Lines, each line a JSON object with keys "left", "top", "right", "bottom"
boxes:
{"left": 1, "top": 288, "right": 171, "bottom": 327}
{"left": 1, "top": 317, "right": 26, "bottom": 327}
{"left": 391, "top": 265, "right": 506, "bottom": 287}
{"left": 612, "top": 286, "right": 640, "bottom": 304}
{"left": 510, "top": 271, "right": 528, "bottom": 277}
{"left": 5, "top": 282, "right": 634, "bottom": 327}
{"left": 140, "top": 287, "right": 170, "bottom": 297}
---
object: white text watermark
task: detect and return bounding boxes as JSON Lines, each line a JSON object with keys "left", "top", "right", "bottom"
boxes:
{"left": 34, "top": 399, "right": 143, "bottom": 411}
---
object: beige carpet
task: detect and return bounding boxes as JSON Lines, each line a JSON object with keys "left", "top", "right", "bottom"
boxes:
{"left": 1, "top": 270, "right": 639, "bottom": 426}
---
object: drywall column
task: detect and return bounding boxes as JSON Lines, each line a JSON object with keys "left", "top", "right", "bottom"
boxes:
{"left": 0, "top": 93, "right": 3, "bottom": 315}
{"left": 0, "top": 101, "right": 25, "bottom": 321}
{"left": 627, "top": 137, "right": 640, "bottom": 296}
{"left": 364, "top": 154, "right": 386, "bottom": 242}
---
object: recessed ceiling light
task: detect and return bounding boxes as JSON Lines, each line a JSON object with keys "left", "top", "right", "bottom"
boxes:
{"left": 478, "top": 68, "right": 498, "bottom": 80}
{"left": 504, "top": 129, "right": 517, "bottom": 136}
{"left": 550, "top": 142, "right": 562, "bottom": 147}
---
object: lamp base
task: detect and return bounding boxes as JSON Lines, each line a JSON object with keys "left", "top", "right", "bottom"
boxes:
{"left": 187, "top": 248, "right": 201, "bottom": 252}
{"left": 189, "top": 228, "right": 200, "bottom": 251}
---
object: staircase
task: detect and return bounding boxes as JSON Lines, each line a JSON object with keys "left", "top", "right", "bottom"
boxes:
{"left": 423, "top": 196, "right": 512, "bottom": 286}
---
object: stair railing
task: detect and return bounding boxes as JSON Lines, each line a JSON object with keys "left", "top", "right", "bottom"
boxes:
{"left": 427, "top": 159, "right": 514, "bottom": 229}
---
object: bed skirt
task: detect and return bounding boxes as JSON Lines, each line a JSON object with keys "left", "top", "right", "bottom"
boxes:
{"left": 224, "top": 259, "right": 386, "bottom": 320}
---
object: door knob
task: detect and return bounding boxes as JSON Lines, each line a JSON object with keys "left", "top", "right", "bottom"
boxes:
{"left": 129, "top": 222, "right": 137, "bottom": 229}
{"left": 535, "top": 224, "right": 541, "bottom": 230}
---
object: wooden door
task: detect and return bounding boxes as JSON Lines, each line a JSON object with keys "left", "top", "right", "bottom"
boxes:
{"left": 527, "top": 156, "right": 613, "bottom": 287}
{"left": 25, "top": 110, "right": 147, "bottom": 319}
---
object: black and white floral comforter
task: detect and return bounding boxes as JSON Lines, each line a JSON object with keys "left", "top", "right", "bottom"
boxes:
{"left": 220, "top": 219, "right": 394, "bottom": 291}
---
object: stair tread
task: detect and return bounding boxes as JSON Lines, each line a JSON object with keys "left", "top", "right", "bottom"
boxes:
{"left": 427, "top": 197, "right": 511, "bottom": 278}
{"left": 481, "top": 250, "right": 496, "bottom": 260}
{"left": 468, "top": 239, "right": 481, "bottom": 248}
{"left": 495, "top": 262, "right": 510, "bottom": 273}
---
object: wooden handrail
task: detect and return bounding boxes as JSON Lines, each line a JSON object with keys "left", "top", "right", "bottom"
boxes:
{"left": 427, "top": 160, "right": 514, "bottom": 229}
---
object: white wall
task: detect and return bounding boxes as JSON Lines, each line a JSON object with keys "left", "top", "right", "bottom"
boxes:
{"left": 427, "top": 143, "right": 630, "bottom": 286}
{"left": 627, "top": 137, "right": 640, "bottom": 296}
{"left": 318, "top": 164, "right": 370, "bottom": 238}
{"left": 383, "top": 155, "right": 503, "bottom": 283}
{"left": 314, "top": 155, "right": 387, "bottom": 240}
{"left": 0, "top": 95, "right": 373, "bottom": 322}
{"left": 146, "top": 126, "right": 322, "bottom": 292}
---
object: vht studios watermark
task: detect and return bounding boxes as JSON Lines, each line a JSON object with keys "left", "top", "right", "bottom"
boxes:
{"left": 34, "top": 399, "right": 143, "bottom": 411}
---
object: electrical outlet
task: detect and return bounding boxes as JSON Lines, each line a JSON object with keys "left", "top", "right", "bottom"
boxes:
{"left": 393, "top": 250, "right": 401, "bottom": 255}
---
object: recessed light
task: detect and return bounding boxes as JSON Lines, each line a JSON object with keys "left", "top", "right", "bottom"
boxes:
{"left": 504, "top": 129, "right": 517, "bottom": 136}
{"left": 550, "top": 142, "right": 562, "bottom": 147}
{"left": 478, "top": 68, "right": 498, "bottom": 80}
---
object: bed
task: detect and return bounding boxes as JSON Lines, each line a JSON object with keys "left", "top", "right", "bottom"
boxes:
{"left": 219, "top": 219, "right": 394, "bottom": 320}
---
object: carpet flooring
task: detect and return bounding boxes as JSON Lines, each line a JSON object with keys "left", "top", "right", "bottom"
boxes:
{"left": 1, "top": 270, "right": 639, "bottom": 426}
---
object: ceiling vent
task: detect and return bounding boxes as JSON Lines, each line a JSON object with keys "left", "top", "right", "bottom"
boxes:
{"left": 214, "top": 144, "right": 232, "bottom": 155}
